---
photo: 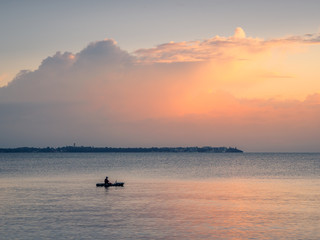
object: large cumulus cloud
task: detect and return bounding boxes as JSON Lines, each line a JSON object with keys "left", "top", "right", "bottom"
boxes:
{"left": 1, "top": 29, "right": 320, "bottom": 151}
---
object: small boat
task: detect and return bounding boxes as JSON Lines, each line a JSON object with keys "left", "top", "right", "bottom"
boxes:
{"left": 96, "top": 182, "right": 124, "bottom": 187}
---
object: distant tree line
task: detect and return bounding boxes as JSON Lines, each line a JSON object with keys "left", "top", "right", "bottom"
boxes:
{"left": 0, "top": 146, "right": 243, "bottom": 153}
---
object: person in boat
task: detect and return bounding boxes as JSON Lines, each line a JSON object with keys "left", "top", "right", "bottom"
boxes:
{"left": 104, "top": 176, "right": 110, "bottom": 185}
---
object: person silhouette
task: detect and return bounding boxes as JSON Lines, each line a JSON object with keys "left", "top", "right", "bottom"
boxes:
{"left": 104, "top": 176, "right": 110, "bottom": 185}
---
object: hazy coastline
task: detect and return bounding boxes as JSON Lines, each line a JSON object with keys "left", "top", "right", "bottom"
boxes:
{"left": 0, "top": 146, "right": 243, "bottom": 153}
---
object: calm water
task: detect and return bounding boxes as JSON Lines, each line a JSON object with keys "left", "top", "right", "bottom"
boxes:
{"left": 0, "top": 152, "right": 320, "bottom": 239}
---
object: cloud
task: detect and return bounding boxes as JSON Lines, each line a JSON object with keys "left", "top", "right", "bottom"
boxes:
{"left": 0, "top": 29, "right": 320, "bottom": 151}
{"left": 274, "top": 32, "right": 320, "bottom": 44}
{"left": 234, "top": 27, "right": 246, "bottom": 39}
{"left": 134, "top": 28, "right": 320, "bottom": 64}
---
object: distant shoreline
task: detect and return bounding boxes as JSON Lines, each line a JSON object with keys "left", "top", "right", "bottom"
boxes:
{"left": 0, "top": 146, "right": 243, "bottom": 153}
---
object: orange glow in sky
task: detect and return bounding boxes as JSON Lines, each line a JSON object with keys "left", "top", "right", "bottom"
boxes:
{"left": 1, "top": 27, "right": 320, "bottom": 151}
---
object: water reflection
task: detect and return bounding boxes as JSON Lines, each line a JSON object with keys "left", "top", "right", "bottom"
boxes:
{"left": 122, "top": 179, "right": 320, "bottom": 239}
{"left": 1, "top": 153, "right": 320, "bottom": 239}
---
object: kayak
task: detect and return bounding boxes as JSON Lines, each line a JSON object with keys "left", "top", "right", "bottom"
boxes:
{"left": 96, "top": 182, "right": 124, "bottom": 187}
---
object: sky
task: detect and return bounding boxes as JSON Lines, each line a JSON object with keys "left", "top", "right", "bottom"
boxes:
{"left": 1, "top": 0, "right": 320, "bottom": 152}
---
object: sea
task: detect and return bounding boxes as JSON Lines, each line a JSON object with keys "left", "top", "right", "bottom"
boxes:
{"left": 0, "top": 152, "right": 319, "bottom": 240}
